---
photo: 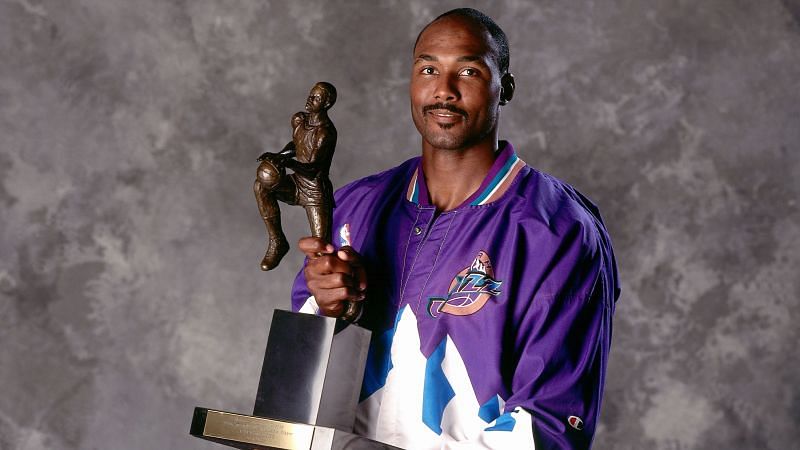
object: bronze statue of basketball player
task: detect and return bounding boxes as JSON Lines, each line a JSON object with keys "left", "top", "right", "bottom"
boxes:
{"left": 254, "top": 82, "right": 337, "bottom": 271}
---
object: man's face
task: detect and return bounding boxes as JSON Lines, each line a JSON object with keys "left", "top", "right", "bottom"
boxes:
{"left": 410, "top": 16, "right": 503, "bottom": 151}
{"left": 306, "top": 86, "right": 327, "bottom": 113}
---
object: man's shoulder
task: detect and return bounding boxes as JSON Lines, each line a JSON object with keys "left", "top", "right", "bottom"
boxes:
{"left": 514, "top": 166, "right": 619, "bottom": 302}
{"left": 512, "top": 166, "right": 605, "bottom": 233}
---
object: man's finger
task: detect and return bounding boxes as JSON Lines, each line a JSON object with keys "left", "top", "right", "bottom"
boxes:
{"left": 337, "top": 246, "right": 368, "bottom": 292}
{"left": 336, "top": 246, "right": 362, "bottom": 264}
{"left": 315, "top": 286, "right": 365, "bottom": 305}
{"left": 313, "top": 272, "right": 355, "bottom": 290}
{"left": 298, "top": 237, "right": 334, "bottom": 258}
{"left": 355, "top": 264, "right": 368, "bottom": 292}
{"left": 317, "top": 300, "right": 344, "bottom": 318}
{"left": 306, "top": 254, "right": 354, "bottom": 275}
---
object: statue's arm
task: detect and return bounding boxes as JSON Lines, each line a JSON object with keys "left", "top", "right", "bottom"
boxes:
{"left": 283, "top": 158, "right": 321, "bottom": 178}
{"left": 278, "top": 141, "right": 296, "bottom": 157}
{"left": 257, "top": 141, "right": 295, "bottom": 162}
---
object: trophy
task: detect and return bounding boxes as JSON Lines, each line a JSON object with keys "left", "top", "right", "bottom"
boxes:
{"left": 252, "top": 81, "right": 359, "bottom": 322}
{"left": 190, "top": 83, "right": 393, "bottom": 449}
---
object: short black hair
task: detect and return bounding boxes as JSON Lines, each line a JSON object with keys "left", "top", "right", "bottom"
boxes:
{"left": 414, "top": 8, "right": 510, "bottom": 74}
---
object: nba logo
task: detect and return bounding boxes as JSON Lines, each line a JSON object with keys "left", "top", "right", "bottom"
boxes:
{"left": 338, "top": 223, "right": 351, "bottom": 247}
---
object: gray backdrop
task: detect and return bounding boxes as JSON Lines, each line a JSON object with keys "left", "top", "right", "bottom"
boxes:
{"left": 1, "top": 1, "right": 798, "bottom": 449}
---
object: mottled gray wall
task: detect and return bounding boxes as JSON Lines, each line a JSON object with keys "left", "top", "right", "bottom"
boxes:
{"left": 1, "top": 0, "right": 798, "bottom": 449}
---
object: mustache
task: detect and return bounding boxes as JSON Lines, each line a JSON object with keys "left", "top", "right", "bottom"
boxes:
{"left": 423, "top": 103, "right": 468, "bottom": 118}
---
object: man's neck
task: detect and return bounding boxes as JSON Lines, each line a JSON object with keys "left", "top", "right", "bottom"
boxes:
{"left": 421, "top": 140, "right": 498, "bottom": 211}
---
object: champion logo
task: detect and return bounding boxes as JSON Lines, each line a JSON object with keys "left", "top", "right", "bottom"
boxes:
{"left": 567, "top": 415, "right": 584, "bottom": 431}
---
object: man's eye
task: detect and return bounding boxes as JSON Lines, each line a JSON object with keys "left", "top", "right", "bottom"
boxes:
{"left": 420, "top": 67, "right": 436, "bottom": 75}
{"left": 460, "top": 68, "right": 478, "bottom": 76}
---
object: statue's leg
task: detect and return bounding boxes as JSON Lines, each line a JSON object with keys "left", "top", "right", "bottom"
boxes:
{"left": 305, "top": 204, "right": 332, "bottom": 244}
{"left": 254, "top": 162, "right": 291, "bottom": 271}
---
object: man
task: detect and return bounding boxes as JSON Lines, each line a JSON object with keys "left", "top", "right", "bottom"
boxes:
{"left": 291, "top": 8, "right": 619, "bottom": 449}
{"left": 254, "top": 82, "right": 337, "bottom": 271}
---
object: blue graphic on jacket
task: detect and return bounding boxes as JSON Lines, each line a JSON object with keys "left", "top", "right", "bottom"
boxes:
{"left": 422, "top": 338, "right": 455, "bottom": 434}
{"left": 360, "top": 305, "right": 404, "bottom": 401}
{"left": 420, "top": 343, "right": 516, "bottom": 434}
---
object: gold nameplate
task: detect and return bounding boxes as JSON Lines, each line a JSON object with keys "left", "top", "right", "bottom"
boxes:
{"left": 202, "top": 409, "right": 315, "bottom": 449}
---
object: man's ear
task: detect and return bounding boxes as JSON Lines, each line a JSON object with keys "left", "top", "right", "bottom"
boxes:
{"left": 499, "top": 73, "right": 515, "bottom": 105}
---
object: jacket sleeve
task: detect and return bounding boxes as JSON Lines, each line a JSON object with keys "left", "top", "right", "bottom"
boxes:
{"left": 502, "top": 220, "right": 616, "bottom": 449}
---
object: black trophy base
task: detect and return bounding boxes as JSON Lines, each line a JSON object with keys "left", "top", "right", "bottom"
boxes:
{"left": 190, "top": 407, "right": 401, "bottom": 450}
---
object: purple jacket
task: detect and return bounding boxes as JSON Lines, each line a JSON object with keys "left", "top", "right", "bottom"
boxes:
{"left": 292, "top": 142, "right": 620, "bottom": 449}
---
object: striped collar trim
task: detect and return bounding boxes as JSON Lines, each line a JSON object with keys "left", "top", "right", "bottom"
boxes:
{"left": 405, "top": 141, "right": 526, "bottom": 207}
{"left": 468, "top": 149, "right": 525, "bottom": 206}
{"left": 406, "top": 166, "right": 421, "bottom": 204}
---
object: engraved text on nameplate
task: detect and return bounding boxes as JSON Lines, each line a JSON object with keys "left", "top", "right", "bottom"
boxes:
{"left": 204, "top": 410, "right": 314, "bottom": 449}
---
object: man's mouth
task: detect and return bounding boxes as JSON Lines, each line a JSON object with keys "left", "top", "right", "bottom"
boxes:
{"left": 423, "top": 103, "right": 468, "bottom": 121}
{"left": 431, "top": 111, "right": 459, "bottom": 118}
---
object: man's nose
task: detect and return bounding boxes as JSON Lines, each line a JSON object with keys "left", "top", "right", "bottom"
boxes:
{"left": 434, "top": 74, "right": 459, "bottom": 102}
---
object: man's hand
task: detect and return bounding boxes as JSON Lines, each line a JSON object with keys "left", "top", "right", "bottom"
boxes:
{"left": 298, "top": 237, "right": 367, "bottom": 318}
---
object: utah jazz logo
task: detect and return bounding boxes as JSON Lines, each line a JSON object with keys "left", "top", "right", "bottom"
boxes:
{"left": 427, "top": 251, "right": 503, "bottom": 317}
